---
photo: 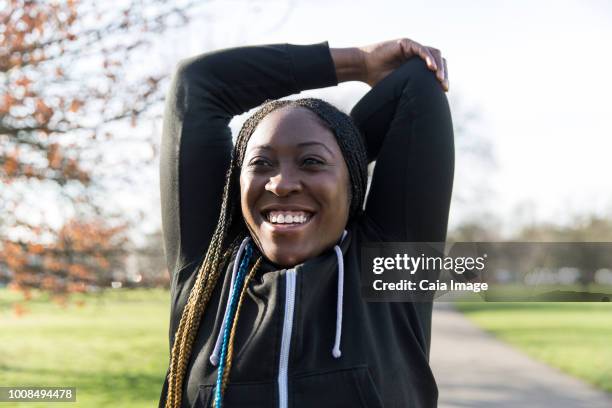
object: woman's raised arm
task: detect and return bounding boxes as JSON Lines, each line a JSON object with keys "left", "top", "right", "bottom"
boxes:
{"left": 350, "top": 38, "right": 454, "bottom": 242}
{"left": 159, "top": 42, "right": 338, "bottom": 277}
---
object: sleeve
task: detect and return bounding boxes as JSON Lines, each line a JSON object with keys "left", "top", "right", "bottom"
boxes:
{"left": 159, "top": 42, "right": 338, "bottom": 277}
{"left": 350, "top": 57, "right": 455, "bottom": 242}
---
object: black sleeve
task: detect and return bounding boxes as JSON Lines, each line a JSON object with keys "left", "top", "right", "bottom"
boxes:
{"left": 350, "top": 58, "right": 455, "bottom": 242}
{"left": 159, "top": 42, "right": 338, "bottom": 276}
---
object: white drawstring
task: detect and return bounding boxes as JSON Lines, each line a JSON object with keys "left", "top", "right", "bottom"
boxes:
{"left": 332, "top": 229, "right": 348, "bottom": 358}
{"left": 209, "top": 230, "right": 348, "bottom": 363}
{"left": 209, "top": 236, "right": 250, "bottom": 366}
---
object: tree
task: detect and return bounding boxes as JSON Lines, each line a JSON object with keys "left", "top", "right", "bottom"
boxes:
{"left": 0, "top": 0, "right": 194, "bottom": 301}
{"left": 518, "top": 215, "right": 612, "bottom": 287}
{"left": 3, "top": 217, "right": 128, "bottom": 297}
{"left": 1, "top": 0, "right": 196, "bottom": 184}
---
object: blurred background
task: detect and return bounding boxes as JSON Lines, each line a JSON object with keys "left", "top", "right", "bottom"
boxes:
{"left": 1, "top": 0, "right": 610, "bottom": 407}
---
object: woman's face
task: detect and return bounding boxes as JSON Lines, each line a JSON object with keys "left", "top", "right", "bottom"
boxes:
{"left": 240, "top": 106, "right": 350, "bottom": 267}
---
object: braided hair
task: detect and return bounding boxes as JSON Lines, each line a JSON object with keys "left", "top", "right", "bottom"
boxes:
{"left": 165, "top": 97, "right": 368, "bottom": 408}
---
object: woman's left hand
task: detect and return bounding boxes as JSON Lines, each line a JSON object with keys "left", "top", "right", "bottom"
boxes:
{"left": 358, "top": 38, "right": 449, "bottom": 91}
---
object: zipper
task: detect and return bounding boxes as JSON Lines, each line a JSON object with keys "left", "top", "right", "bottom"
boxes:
{"left": 278, "top": 268, "right": 297, "bottom": 408}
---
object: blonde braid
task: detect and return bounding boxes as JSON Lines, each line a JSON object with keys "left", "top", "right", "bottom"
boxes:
{"left": 220, "top": 256, "right": 262, "bottom": 395}
{"left": 166, "top": 232, "right": 237, "bottom": 408}
{"left": 166, "top": 248, "right": 217, "bottom": 407}
{"left": 165, "top": 156, "right": 241, "bottom": 408}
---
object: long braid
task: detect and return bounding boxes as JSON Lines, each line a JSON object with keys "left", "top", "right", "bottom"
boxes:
{"left": 212, "top": 250, "right": 263, "bottom": 408}
{"left": 212, "top": 241, "right": 253, "bottom": 408}
{"left": 165, "top": 97, "right": 368, "bottom": 408}
{"left": 166, "top": 157, "right": 244, "bottom": 408}
{"left": 220, "top": 256, "right": 262, "bottom": 394}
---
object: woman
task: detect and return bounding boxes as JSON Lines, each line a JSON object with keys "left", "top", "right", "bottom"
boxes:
{"left": 158, "top": 38, "right": 454, "bottom": 408}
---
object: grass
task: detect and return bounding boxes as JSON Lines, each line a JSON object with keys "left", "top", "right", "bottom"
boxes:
{"left": 0, "top": 287, "right": 171, "bottom": 408}
{"left": 455, "top": 302, "right": 612, "bottom": 393}
{"left": 2, "top": 288, "right": 611, "bottom": 406}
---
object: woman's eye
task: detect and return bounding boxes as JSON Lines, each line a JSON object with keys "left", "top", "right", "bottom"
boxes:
{"left": 302, "top": 157, "right": 324, "bottom": 166}
{"left": 249, "top": 158, "right": 272, "bottom": 167}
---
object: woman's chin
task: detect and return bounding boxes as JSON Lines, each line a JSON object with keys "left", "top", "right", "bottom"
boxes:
{"left": 261, "top": 245, "right": 311, "bottom": 268}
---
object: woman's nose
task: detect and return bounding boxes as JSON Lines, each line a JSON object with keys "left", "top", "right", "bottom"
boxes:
{"left": 265, "top": 169, "right": 302, "bottom": 197}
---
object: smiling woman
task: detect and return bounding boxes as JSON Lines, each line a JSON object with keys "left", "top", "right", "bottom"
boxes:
{"left": 240, "top": 102, "right": 364, "bottom": 267}
{"left": 158, "top": 39, "right": 454, "bottom": 408}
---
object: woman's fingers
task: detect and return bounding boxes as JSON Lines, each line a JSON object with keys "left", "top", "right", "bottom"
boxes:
{"left": 398, "top": 39, "right": 449, "bottom": 91}
{"left": 416, "top": 43, "right": 438, "bottom": 71}
{"left": 426, "top": 46, "right": 449, "bottom": 91}
{"left": 401, "top": 39, "right": 437, "bottom": 70}
{"left": 442, "top": 57, "right": 449, "bottom": 91}
{"left": 427, "top": 47, "right": 445, "bottom": 82}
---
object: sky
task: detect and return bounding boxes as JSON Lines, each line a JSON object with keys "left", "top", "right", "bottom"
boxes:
{"left": 148, "top": 0, "right": 611, "bottom": 235}
{"left": 17, "top": 0, "right": 610, "bottom": 243}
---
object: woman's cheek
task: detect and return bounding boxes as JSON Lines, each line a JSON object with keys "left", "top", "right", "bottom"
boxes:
{"left": 317, "top": 174, "right": 350, "bottom": 216}
{"left": 240, "top": 173, "right": 260, "bottom": 225}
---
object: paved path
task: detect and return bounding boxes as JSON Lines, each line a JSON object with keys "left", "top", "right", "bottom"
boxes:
{"left": 430, "top": 303, "right": 612, "bottom": 408}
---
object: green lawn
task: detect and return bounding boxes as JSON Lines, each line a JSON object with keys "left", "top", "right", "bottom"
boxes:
{"left": 0, "top": 288, "right": 171, "bottom": 407}
{"left": 2, "top": 289, "right": 611, "bottom": 406}
{"left": 455, "top": 302, "right": 612, "bottom": 393}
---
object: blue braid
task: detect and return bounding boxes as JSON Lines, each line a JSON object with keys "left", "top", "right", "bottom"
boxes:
{"left": 214, "top": 241, "right": 253, "bottom": 408}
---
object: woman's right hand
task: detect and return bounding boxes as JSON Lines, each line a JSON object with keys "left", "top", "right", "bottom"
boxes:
{"left": 358, "top": 38, "right": 448, "bottom": 91}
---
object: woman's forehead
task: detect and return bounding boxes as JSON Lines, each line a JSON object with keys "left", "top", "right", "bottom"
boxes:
{"left": 247, "top": 106, "right": 339, "bottom": 152}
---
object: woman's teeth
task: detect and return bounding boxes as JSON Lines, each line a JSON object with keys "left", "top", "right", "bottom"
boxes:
{"left": 266, "top": 211, "right": 311, "bottom": 224}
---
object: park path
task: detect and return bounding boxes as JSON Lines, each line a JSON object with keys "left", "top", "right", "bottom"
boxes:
{"left": 429, "top": 303, "right": 612, "bottom": 408}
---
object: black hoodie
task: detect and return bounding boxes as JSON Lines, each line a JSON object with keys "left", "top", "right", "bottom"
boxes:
{"left": 158, "top": 41, "right": 454, "bottom": 408}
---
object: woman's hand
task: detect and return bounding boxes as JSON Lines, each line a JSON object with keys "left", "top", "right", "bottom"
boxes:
{"left": 359, "top": 38, "right": 449, "bottom": 91}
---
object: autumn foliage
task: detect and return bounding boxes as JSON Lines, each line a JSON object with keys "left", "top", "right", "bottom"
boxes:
{"left": 2, "top": 218, "right": 128, "bottom": 293}
{"left": 1, "top": 1, "right": 191, "bottom": 304}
